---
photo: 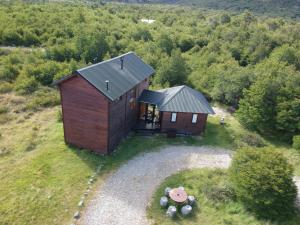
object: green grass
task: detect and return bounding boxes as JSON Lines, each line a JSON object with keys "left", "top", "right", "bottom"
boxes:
{"left": 1, "top": 93, "right": 300, "bottom": 225}
{"left": 147, "top": 169, "right": 300, "bottom": 225}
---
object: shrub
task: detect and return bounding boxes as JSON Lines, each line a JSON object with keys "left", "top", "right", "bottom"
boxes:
{"left": 0, "top": 82, "right": 13, "bottom": 93}
{"left": 205, "top": 185, "right": 236, "bottom": 203}
{"left": 15, "top": 72, "right": 39, "bottom": 95}
{"left": 240, "top": 132, "right": 265, "bottom": 147}
{"left": 229, "top": 147, "right": 297, "bottom": 220}
{"left": 24, "top": 88, "right": 60, "bottom": 111}
{"left": 292, "top": 135, "right": 300, "bottom": 150}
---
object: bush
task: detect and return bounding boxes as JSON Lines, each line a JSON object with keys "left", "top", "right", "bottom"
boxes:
{"left": 229, "top": 147, "right": 297, "bottom": 220}
{"left": 240, "top": 132, "right": 265, "bottom": 147}
{"left": 292, "top": 135, "right": 300, "bottom": 150}
{"left": 205, "top": 185, "right": 236, "bottom": 203}
{"left": 24, "top": 88, "right": 60, "bottom": 111}
{"left": 0, "top": 82, "right": 13, "bottom": 93}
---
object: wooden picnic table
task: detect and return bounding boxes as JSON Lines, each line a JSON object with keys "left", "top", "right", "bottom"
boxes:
{"left": 169, "top": 188, "right": 188, "bottom": 203}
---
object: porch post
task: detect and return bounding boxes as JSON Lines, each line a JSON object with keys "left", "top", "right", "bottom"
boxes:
{"left": 152, "top": 105, "right": 156, "bottom": 123}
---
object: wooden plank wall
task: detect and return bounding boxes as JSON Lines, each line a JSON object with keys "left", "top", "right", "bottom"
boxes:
{"left": 108, "top": 79, "right": 149, "bottom": 152}
{"left": 59, "top": 75, "right": 109, "bottom": 154}
{"left": 161, "top": 112, "right": 208, "bottom": 135}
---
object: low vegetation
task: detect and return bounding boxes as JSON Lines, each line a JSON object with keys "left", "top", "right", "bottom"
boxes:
{"left": 148, "top": 169, "right": 300, "bottom": 225}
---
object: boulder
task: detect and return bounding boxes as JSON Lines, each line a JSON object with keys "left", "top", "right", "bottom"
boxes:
{"left": 164, "top": 187, "right": 172, "bottom": 197}
{"left": 181, "top": 205, "right": 192, "bottom": 216}
{"left": 160, "top": 196, "right": 168, "bottom": 207}
{"left": 178, "top": 186, "right": 184, "bottom": 191}
{"left": 187, "top": 195, "right": 196, "bottom": 205}
{"left": 166, "top": 205, "right": 177, "bottom": 218}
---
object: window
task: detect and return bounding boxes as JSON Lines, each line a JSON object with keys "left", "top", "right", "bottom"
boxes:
{"left": 171, "top": 112, "right": 177, "bottom": 122}
{"left": 192, "top": 114, "right": 198, "bottom": 124}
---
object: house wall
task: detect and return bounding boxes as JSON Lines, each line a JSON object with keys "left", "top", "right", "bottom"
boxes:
{"left": 59, "top": 75, "right": 109, "bottom": 154}
{"left": 108, "top": 78, "right": 149, "bottom": 152}
{"left": 160, "top": 112, "right": 208, "bottom": 135}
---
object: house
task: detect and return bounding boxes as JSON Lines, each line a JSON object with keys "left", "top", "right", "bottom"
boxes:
{"left": 55, "top": 52, "right": 214, "bottom": 154}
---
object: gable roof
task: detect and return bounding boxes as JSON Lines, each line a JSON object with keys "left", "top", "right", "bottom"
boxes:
{"left": 139, "top": 85, "right": 215, "bottom": 114}
{"left": 55, "top": 52, "right": 155, "bottom": 101}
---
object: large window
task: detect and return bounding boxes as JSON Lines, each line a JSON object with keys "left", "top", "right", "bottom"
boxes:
{"left": 192, "top": 114, "right": 198, "bottom": 124}
{"left": 171, "top": 112, "right": 177, "bottom": 122}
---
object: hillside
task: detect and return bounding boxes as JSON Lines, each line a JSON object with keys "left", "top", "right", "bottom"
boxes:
{"left": 115, "top": 0, "right": 300, "bottom": 18}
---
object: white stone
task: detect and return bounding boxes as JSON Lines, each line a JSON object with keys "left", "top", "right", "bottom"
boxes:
{"left": 73, "top": 211, "right": 80, "bottom": 219}
{"left": 78, "top": 200, "right": 84, "bottom": 207}
{"left": 164, "top": 187, "right": 171, "bottom": 197}
{"left": 166, "top": 205, "right": 177, "bottom": 217}
{"left": 178, "top": 186, "right": 184, "bottom": 191}
{"left": 188, "top": 195, "right": 196, "bottom": 205}
{"left": 181, "top": 205, "right": 192, "bottom": 216}
{"left": 160, "top": 196, "right": 168, "bottom": 207}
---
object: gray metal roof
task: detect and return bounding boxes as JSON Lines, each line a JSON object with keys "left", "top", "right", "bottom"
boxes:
{"left": 139, "top": 85, "right": 215, "bottom": 114}
{"left": 56, "top": 52, "right": 155, "bottom": 101}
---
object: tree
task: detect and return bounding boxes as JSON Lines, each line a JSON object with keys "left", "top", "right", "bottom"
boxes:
{"left": 158, "top": 34, "right": 174, "bottom": 56}
{"left": 155, "top": 50, "right": 189, "bottom": 87}
{"left": 229, "top": 147, "right": 297, "bottom": 219}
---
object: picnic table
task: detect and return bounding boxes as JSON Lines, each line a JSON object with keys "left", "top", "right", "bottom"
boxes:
{"left": 169, "top": 188, "right": 188, "bottom": 203}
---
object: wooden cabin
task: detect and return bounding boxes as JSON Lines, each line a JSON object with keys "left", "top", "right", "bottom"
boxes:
{"left": 55, "top": 52, "right": 214, "bottom": 154}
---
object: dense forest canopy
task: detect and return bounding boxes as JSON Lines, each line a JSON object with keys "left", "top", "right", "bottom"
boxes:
{"left": 0, "top": 2, "right": 299, "bottom": 141}
{"left": 113, "top": 0, "right": 300, "bottom": 19}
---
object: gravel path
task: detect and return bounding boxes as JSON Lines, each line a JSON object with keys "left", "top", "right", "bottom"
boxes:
{"left": 79, "top": 146, "right": 232, "bottom": 225}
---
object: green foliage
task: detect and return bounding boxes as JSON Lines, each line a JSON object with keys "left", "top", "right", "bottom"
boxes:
{"left": 293, "top": 135, "right": 300, "bottom": 150}
{"left": 229, "top": 147, "right": 297, "bottom": 219}
{"left": 236, "top": 61, "right": 300, "bottom": 138}
{"left": 0, "top": 2, "right": 300, "bottom": 141}
{"left": 239, "top": 132, "right": 266, "bottom": 147}
{"left": 155, "top": 50, "right": 190, "bottom": 86}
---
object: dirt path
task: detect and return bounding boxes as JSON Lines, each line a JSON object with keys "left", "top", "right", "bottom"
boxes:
{"left": 79, "top": 146, "right": 232, "bottom": 225}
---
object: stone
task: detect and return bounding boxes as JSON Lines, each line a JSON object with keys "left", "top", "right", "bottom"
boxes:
{"left": 73, "top": 211, "right": 80, "bottom": 219}
{"left": 187, "top": 195, "right": 196, "bottom": 205}
{"left": 164, "top": 187, "right": 172, "bottom": 197}
{"left": 181, "top": 205, "right": 192, "bottom": 216}
{"left": 78, "top": 200, "right": 84, "bottom": 207}
{"left": 166, "top": 205, "right": 177, "bottom": 218}
{"left": 160, "top": 196, "right": 168, "bottom": 207}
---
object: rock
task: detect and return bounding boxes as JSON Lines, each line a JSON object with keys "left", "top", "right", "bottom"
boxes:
{"left": 178, "top": 186, "right": 184, "bottom": 191}
{"left": 164, "top": 187, "right": 172, "bottom": 197}
{"left": 84, "top": 192, "right": 88, "bottom": 196}
{"left": 187, "top": 195, "right": 196, "bottom": 205}
{"left": 73, "top": 211, "right": 80, "bottom": 219}
{"left": 181, "top": 205, "right": 192, "bottom": 216}
{"left": 78, "top": 200, "right": 84, "bottom": 207}
{"left": 166, "top": 205, "right": 177, "bottom": 218}
{"left": 160, "top": 196, "right": 168, "bottom": 207}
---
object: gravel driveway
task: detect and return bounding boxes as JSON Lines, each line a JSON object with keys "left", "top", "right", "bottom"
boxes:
{"left": 79, "top": 146, "right": 232, "bottom": 225}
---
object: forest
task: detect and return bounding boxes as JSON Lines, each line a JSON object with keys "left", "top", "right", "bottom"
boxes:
{"left": 0, "top": 2, "right": 299, "bottom": 142}
{"left": 115, "top": 0, "right": 300, "bottom": 19}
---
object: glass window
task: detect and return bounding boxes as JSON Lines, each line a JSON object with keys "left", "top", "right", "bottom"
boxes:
{"left": 192, "top": 114, "right": 198, "bottom": 124}
{"left": 171, "top": 112, "right": 177, "bottom": 122}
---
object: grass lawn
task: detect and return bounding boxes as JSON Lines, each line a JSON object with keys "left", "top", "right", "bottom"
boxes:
{"left": 0, "top": 93, "right": 300, "bottom": 225}
{"left": 147, "top": 169, "right": 300, "bottom": 225}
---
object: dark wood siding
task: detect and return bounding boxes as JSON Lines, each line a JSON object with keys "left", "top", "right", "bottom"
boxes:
{"left": 59, "top": 75, "right": 109, "bottom": 154}
{"left": 161, "top": 112, "right": 208, "bottom": 135}
{"left": 108, "top": 79, "right": 149, "bottom": 152}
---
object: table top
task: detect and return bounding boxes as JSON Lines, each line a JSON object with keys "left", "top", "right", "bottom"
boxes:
{"left": 169, "top": 188, "right": 188, "bottom": 203}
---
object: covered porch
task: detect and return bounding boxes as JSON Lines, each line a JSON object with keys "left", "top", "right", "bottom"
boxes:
{"left": 134, "top": 89, "right": 165, "bottom": 133}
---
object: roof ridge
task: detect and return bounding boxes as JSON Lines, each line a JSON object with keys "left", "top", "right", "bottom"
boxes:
{"left": 77, "top": 51, "right": 135, "bottom": 72}
{"left": 158, "top": 85, "right": 185, "bottom": 108}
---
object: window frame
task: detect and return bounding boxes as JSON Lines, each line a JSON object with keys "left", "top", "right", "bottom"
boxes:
{"left": 170, "top": 112, "right": 177, "bottom": 123}
{"left": 192, "top": 113, "right": 198, "bottom": 124}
